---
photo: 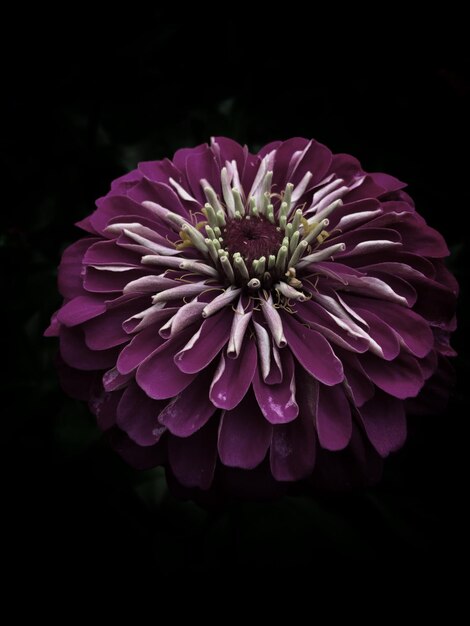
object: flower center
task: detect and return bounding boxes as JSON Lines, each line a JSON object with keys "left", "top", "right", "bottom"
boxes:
{"left": 159, "top": 165, "right": 345, "bottom": 298}
{"left": 223, "top": 215, "right": 283, "bottom": 266}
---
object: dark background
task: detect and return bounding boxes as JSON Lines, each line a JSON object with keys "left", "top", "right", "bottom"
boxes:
{"left": 2, "top": 15, "right": 468, "bottom": 571}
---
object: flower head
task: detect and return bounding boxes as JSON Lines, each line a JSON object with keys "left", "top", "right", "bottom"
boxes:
{"left": 46, "top": 137, "right": 458, "bottom": 491}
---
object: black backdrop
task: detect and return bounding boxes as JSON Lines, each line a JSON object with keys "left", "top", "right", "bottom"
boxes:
{"left": 3, "top": 14, "right": 468, "bottom": 572}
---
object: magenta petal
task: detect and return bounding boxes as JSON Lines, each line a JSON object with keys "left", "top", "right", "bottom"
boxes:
{"left": 102, "top": 367, "right": 133, "bottom": 392}
{"left": 90, "top": 194, "right": 157, "bottom": 234}
{"left": 271, "top": 137, "right": 310, "bottom": 188}
{"left": 291, "top": 139, "right": 332, "bottom": 187}
{"left": 342, "top": 295, "right": 433, "bottom": 358}
{"left": 117, "top": 381, "right": 165, "bottom": 446}
{"left": 210, "top": 338, "right": 257, "bottom": 410}
{"left": 174, "top": 308, "right": 232, "bottom": 374}
{"left": 83, "top": 239, "right": 140, "bottom": 267}
{"left": 59, "top": 326, "right": 117, "bottom": 371}
{"left": 218, "top": 391, "right": 272, "bottom": 469}
{"left": 83, "top": 296, "right": 147, "bottom": 350}
{"left": 211, "top": 136, "right": 247, "bottom": 170}
{"left": 57, "top": 295, "right": 106, "bottom": 327}
{"left": 354, "top": 307, "right": 400, "bottom": 361}
{"left": 56, "top": 355, "right": 99, "bottom": 401}
{"left": 295, "top": 300, "right": 369, "bottom": 353}
{"left": 89, "top": 389, "right": 122, "bottom": 431}
{"left": 252, "top": 349, "right": 299, "bottom": 424}
{"left": 340, "top": 352, "right": 375, "bottom": 407}
{"left": 138, "top": 157, "right": 181, "bottom": 184}
{"left": 83, "top": 267, "right": 147, "bottom": 293}
{"left": 135, "top": 181, "right": 190, "bottom": 218}
{"left": 185, "top": 146, "right": 220, "bottom": 203}
{"left": 282, "top": 314, "right": 344, "bottom": 385}
{"left": 168, "top": 418, "right": 219, "bottom": 490}
{"left": 117, "top": 325, "right": 166, "bottom": 375}
{"left": 316, "top": 384, "right": 352, "bottom": 451}
{"left": 136, "top": 335, "right": 197, "bottom": 400}
{"left": 397, "top": 213, "right": 449, "bottom": 257}
{"left": 58, "top": 238, "right": 99, "bottom": 298}
{"left": 360, "top": 351, "right": 425, "bottom": 399}
{"left": 158, "top": 369, "right": 217, "bottom": 437}
{"left": 108, "top": 428, "right": 166, "bottom": 470}
{"left": 44, "top": 311, "right": 60, "bottom": 337}
{"left": 270, "top": 366, "right": 317, "bottom": 481}
{"left": 359, "top": 390, "right": 407, "bottom": 457}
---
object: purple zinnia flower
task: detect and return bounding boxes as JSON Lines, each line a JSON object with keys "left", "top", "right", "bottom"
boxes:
{"left": 46, "top": 137, "right": 457, "bottom": 491}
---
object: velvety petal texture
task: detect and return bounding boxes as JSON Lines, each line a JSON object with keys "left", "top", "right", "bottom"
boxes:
{"left": 46, "top": 137, "right": 457, "bottom": 493}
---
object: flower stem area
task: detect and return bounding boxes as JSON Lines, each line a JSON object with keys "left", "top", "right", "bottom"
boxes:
{"left": 2, "top": 13, "right": 469, "bottom": 571}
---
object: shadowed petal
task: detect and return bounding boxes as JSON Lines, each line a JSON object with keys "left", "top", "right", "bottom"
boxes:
{"left": 360, "top": 351, "right": 425, "bottom": 399}
{"left": 316, "top": 384, "right": 352, "bottom": 451}
{"left": 117, "top": 381, "right": 165, "bottom": 446}
{"left": 270, "top": 366, "right": 317, "bottom": 481}
{"left": 168, "top": 418, "right": 219, "bottom": 490}
{"left": 359, "top": 390, "right": 407, "bottom": 457}
{"left": 218, "top": 391, "right": 272, "bottom": 469}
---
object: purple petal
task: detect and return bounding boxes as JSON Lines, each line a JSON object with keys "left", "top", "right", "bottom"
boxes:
{"left": 185, "top": 145, "right": 221, "bottom": 203}
{"left": 360, "top": 351, "right": 425, "bottom": 399}
{"left": 271, "top": 138, "right": 311, "bottom": 189}
{"left": 210, "top": 338, "right": 257, "bottom": 410}
{"left": 89, "top": 389, "right": 122, "bottom": 431}
{"left": 136, "top": 333, "right": 197, "bottom": 400}
{"left": 89, "top": 194, "right": 158, "bottom": 234}
{"left": 108, "top": 428, "right": 166, "bottom": 471}
{"left": 117, "top": 381, "right": 165, "bottom": 446}
{"left": 211, "top": 137, "right": 247, "bottom": 170}
{"left": 117, "top": 325, "right": 166, "bottom": 375}
{"left": 340, "top": 352, "right": 375, "bottom": 407}
{"left": 83, "top": 296, "right": 148, "bottom": 350}
{"left": 295, "top": 300, "right": 369, "bottom": 353}
{"left": 83, "top": 267, "right": 147, "bottom": 293}
{"left": 56, "top": 355, "right": 99, "bottom": 401}
{"left": 83, "top": 239, "right": 140, "bottom": 267}
{"left": 57, "top": 295, "right": 106, "bottom": 327}
{"left": 282, "top": 314, "right": 344, "bottom": 386}
{"left": 329, "top": 153, "right": 364, "bottom": 185}
{"left": 370, "top": 172, "right": 407, "bottom": 194}
{"left": 58, "top": 238, "right": 99, "bottom": 298}
{"left": 290, "top": 139, "right": 332, "bottom": 187}
{"left": 342, "top": 295, "right": 433, "bottom": 358}
{"left": 252, "top": 349, "right": 299, "bottom": 424}
{"left": 174, "top": 308, "right": 232, "bottom": 374}
{"left": 353, "top": 307, "right": 400, "bottom": 361}
{"left": 316, "top": 384, "right": 352, "bottom": 451}
{"left": 218, "top": 391, "right": 272, "bottom": 469}
{"left": 343, "top": 174, "right": 387, "bottom": 202}
{"left": 158, "top": 368, "right": 217, "bottom": 437}
{"left": 59, "top": 326, "right": 117, "bottom": 371}
{"left": 102, "top": 367, "right": 133, "bottom": 392}
{"left": 359, "top": 390, "right": 407, "bottom": 457}
{"left": 138, "top": 157, "right": 181, "bottom": 184}
{"left": 168, "top": 417, "right": 219, "bottom": 490}
{"left": 396, "top": 212, "right": 449, "bottom": 257}
{"left": 159, "top": 301, "right": 205, "bottom": 339}
{"left": 269, "top": 366, "right": 317, "bottom": 481}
